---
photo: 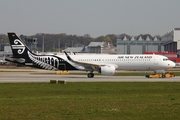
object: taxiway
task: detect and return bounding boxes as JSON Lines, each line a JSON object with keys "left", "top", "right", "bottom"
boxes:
{"left": 0, "top": 70, "right": 179, "bottom": 83}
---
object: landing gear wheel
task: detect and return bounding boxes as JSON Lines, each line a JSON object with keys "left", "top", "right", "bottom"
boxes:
{"left": 145, "top": 75, "right": 149, "bottom": 78}
{"left": 87, "top": 73, "right": 94, "bottom": 78}
{"left": 162, "top": 75, "right": 166, "bottom": 78}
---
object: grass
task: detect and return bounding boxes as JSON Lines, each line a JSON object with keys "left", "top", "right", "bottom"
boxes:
{"left": 0, "top": 82, "right": 180, "bottom": 120}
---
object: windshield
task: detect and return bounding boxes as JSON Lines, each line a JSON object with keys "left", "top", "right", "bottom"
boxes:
{"left": 163, "top": 58, "right": 169, "bottom": 61}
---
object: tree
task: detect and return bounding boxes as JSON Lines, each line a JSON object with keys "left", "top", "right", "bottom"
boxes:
{"left": 103, "top": 36, "right": 111, "bottom": 42}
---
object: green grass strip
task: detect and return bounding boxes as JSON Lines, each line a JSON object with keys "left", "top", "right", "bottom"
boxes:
{"left": 0, "top": 82, "right": 180, "bottom": 120}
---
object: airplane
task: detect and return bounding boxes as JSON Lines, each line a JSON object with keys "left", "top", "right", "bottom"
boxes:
{"left": 0, "top": 59, "right": 7, "bottom": 65}
{"left": 6, "top": 33, "right": 176, "bottom": 78}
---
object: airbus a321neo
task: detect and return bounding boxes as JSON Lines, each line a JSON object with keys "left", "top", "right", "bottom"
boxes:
{"left": 6, "top": 33, "right": 176, "bottom": 78}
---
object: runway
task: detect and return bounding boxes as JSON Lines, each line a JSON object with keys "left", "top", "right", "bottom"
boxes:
{"left": 0, "top": 70, "right": 179, "bottom": 83}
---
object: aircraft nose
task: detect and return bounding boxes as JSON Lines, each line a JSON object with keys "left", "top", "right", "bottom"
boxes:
{"left": 168, "top": 61, "right": 176, "bottom": 68}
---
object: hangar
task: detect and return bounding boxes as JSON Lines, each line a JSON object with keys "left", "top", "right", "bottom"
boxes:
{"left": 116, "top": 35, "right": 163, "bottom": 54}
{"left": 161, "top": 28, "right": 180, "bottom": 54}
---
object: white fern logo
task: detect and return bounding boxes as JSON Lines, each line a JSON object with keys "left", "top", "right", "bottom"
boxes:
{"left": 11, "top": 39, "right": 25, "bottom": 54}
{"left": 28, "top": 51, "right": 59, "bottom": 70}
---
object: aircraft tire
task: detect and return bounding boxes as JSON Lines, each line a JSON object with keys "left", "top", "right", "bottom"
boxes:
{"left": 145, "top": 75, "right": 149, "bottom": 78}
{"left": 87, "top": 73, "right": 94, "bottom": 78}
{"left": 162, "top": 75, "right": 166, "bottom": 78}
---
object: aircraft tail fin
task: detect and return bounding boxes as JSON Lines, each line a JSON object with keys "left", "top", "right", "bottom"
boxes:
{"left": 8, "top": 33, "right": 31, "bottom": 58}
{"left": 7, "top": 33, "right": 33, "bottom": 64}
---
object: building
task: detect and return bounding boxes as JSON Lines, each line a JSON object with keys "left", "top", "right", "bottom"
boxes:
{"left": 62, "top": 47, "right": 85, "bottom": 53}
{"left": 117, "top": 35, "right": 163, "bottom": 54}
{"left": 161, "top": 28, "right": 180, "bottom": 53}
{"left": 87, "top": 42, "right": 116, "bottom": 54}
{"left": 0, "top": 45, "right": 12, "bottom": 65}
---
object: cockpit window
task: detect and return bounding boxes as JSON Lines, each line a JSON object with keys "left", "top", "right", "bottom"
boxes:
{"left": 163, "top": 58, "right": 169, "bottom": 61}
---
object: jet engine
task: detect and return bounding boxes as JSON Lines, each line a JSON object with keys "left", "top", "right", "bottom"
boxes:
{"left": 98, "top": 65, "right": 116, "bottom": 75}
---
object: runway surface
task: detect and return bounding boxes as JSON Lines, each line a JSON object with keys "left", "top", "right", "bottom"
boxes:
{"left": 0, "top": 70, "right": 179, "bottom": 83}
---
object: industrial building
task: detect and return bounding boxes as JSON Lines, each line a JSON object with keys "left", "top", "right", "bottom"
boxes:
{"left": 87, "top": 42, "right": 116, "bottom": 54}
{"left": 116, "top": 35, "right": 163, "bottom": 54}
{"left": 161, "top": 28, "right": 180, "bottom": 54}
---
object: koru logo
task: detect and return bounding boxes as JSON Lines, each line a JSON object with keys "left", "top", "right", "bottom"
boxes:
{"left": 12, "top": 39, "right": 25, "bottom": 54}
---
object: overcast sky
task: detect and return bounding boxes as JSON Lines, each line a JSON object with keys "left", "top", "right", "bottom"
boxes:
{"left": 0, "top": 0, "right": 180, "bottom": 37}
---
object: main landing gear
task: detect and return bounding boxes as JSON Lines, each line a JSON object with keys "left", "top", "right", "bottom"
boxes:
{"left": 87, "top": 73, "right": 94, "bottom": 78}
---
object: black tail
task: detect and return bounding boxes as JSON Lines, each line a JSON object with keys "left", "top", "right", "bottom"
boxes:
{"left": 6, "top": 33, "right": 33, "bottom": 64}
{"left": 8, "top": 33, "right": 31, "bottom": 58}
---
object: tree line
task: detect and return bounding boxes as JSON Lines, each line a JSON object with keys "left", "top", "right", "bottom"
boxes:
{"left": 0, "top": 33, "right": 160, "bottom": 52}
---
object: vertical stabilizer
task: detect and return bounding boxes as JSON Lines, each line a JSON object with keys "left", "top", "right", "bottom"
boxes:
{"left": 7, "top": 33, "right": 33, "bottom": 64}
{"left": 8, "top": 33, "right": 31, "bottom": 58}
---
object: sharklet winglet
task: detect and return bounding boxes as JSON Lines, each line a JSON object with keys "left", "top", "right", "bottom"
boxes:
{"left": 64, "top": 51, "right": 72, "bottom": 61}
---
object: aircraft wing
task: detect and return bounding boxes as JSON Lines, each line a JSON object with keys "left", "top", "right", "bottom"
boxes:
{"left": 64, "top": 51, "right": 101, "bottom": 70}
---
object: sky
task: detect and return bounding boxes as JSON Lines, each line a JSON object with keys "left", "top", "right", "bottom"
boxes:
{"left": 0, "top": 0, "right": 180, "bottom": 38}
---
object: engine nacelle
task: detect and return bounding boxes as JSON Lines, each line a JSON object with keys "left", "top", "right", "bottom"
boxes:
{"left": 99, "top": 65, "right": 116, "bottom": 75}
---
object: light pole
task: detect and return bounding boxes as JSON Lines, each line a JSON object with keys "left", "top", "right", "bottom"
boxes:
{"left": 65, "top": 43, "right": 68, "bottom": 49}
{"left": 72, "top": 40, "right": 73, "bottom": 47}
{"left": 42, "top": 36, "right": 44, "bottom": 53}
{"left": 58, "top": 39, "right": 61, "bottom": 52}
